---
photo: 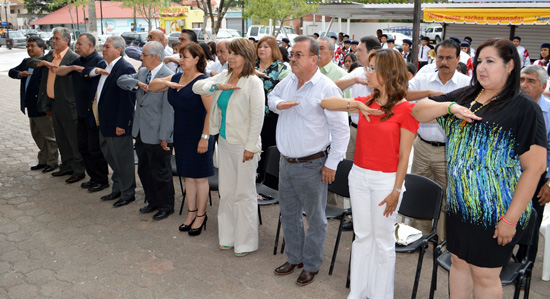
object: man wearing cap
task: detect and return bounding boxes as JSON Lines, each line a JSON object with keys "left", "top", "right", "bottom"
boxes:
{"left": 380, "top": 34, "right": 388, "bottom": 49}
{"left": 402, "top": 39, "right": 413, "bottom": 63}
{"left": 513, "top": 36, "right": 531, "bottom": 68}
{"left": 342, "top": 39, "right": 351, "bottom": 56}
{"left": 281, "top": 37, "right": 291, "bottom": 50}
{"left": 386, "top": 38, "right": 399, "bottom": 52}
{"left": 460, "top": 41, "right": 473, "bottom": 58}
{"left": 350, "top": 40, "right": 359, "bottom": 55}
{"left": 463, "top": 36, "right": 475, "bottom": 57}
{"left": 418, "top": 36, "right": 431, "bottom": 69}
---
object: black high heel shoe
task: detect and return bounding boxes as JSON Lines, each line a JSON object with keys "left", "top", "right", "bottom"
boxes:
{"left": 188, "top": 214, "right": 207, "bottom": 236}
{"left": 179, "top": 209, "right": 197, "bottom": 232}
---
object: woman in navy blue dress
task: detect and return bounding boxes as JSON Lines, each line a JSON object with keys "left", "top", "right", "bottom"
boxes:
{"left": 149, "top": 43, "right": 214, "bottom": 236}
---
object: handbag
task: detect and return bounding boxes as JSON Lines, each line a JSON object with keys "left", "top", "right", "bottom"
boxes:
{"left": 394, "top": 222, "right": 422, "bottom": 245}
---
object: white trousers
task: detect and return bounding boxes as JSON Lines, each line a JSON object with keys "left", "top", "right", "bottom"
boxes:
{"left": 348, "top": 165, "right": 404, "bottom": 299}
{"left": 217, "top": 137, "right": 259, "bottom": 253}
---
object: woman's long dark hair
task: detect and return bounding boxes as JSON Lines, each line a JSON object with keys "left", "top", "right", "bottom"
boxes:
{"left": 456, "top": 38, "right": 521, "bottom": 111}
{"left": 365, "top": 49, "right": 409, "bottom": 121}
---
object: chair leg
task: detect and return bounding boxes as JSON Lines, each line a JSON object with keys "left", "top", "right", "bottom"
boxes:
{"left": 411, "top": 241, "right": 427, "bottom": 299}
{"left": 429, "top": 244, "right": 439, "bottom": 299}
{"left": 329, "top": 216, "right": 345, "bottom": 276}
{"left": 524, "top": 269, "right": 532, "bottom": 299}
{"left": 178, "top": 176, "right": 185, "bottom": 215}
{"left": 274, "top": 212, "right": 282, "bottom": 255}
{"left": 281, "top": 238, "right": 285, "bottom": 254}
{"left": 258, "top": 205, "right": 262, "bottom": 225}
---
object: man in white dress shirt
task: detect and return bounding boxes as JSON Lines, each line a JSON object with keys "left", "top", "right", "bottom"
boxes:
{"left": 268, "top": 36, "right": 349, "bottom": 286}
{"left": 407, "top": 39, "right": 470, "bottom": 240}
{"left": 206, "top": 39, "right": 228, "bottom": 77}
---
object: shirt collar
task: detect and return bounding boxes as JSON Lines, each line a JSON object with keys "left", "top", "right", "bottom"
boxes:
{"left": 107, "top": 56, "right": 122, "bottom": 68}
{"left": 53, "top": 47, "right": 69, "bottom": 59}
{"left": 148, "top": 63, "right": 163, "bottom": 78}
{"left": 431, "top": 70, "right": 460, "bottom": 85}
{"left": 289, "top": 68, "right": 323, "bottom": 87}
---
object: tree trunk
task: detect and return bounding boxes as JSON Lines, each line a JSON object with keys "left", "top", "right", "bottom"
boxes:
{"left": 133, "top": 5, "right": 137, "bottom": 32}
{"left": 88, "top": 0, "right": 98, "bottom": 35}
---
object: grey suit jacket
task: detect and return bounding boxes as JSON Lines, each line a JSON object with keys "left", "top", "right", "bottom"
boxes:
{"left": 117, "top": 64, "right": 174, "bottom": 144}
{"left": 27, "top": 48, "right": 79, "bottom": 118}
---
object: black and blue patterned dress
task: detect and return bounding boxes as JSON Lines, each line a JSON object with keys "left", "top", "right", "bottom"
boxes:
{"left": 432, "top": 88, "right": 547, "bottom": 267}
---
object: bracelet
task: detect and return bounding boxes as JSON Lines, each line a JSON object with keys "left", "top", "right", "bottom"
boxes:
{"left": 447, "top": 102, "right": 457, "bottom": 114}
{"left": 209, "top": 83, "right": 218, "bottom": 92}
{"left": 498, "top": 216, "right": 517, "bottom": 226}
{"left": 347, "top": 99, "right": 351, "bottom": 111}
{"left": 393, "top": 188, "right": 402, "bottom": 193}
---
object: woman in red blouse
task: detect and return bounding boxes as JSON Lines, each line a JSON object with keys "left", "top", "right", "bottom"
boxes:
{"left": 322, "top": 49, "right": 419, "bottom": 299}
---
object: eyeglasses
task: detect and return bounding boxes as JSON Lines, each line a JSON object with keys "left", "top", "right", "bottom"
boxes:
{"left": 288, "top": 52, "right": 314, "bottom": 59}
{"left": 366, "top": 66, "right": 376, "bottom": 73}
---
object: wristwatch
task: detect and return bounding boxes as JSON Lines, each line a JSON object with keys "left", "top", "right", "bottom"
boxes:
{"left": 201, "top": 134, "right": 209, "bottom": 140}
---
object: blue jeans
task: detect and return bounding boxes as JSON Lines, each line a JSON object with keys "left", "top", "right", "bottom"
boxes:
{"left": 278, "top": 156, "right": 328, "bottom": 272}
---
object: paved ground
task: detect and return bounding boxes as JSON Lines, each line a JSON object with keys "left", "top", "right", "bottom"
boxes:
{"left": 1, "top": 47, "right": 550, "bottom": 298}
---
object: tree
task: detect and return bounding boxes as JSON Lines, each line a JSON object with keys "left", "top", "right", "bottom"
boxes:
{"left": 121, "top": 0, "right": 162, "bottom": 32}
{"left": 243, "top": 0, "right": 319, "bottom": 37}
{"left": 196, "top": 0, "right": 234, "bottom": 41}
{"left": 24, "top": 0, "right": 62, "bottom": 14}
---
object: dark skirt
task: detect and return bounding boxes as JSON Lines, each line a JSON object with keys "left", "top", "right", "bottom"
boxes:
{"left": 446, "top": 212, "right": 525, "bottom": 268}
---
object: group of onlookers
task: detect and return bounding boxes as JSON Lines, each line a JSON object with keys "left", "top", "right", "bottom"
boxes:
{"left": 9, "top": 26, "right": 550, "bottom": 298}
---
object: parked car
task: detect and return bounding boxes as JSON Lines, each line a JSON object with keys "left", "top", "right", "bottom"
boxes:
{"left": 37, "top": 32, "right": 53, "bottom": 49}
{"left": 0, "top": 30, "right": 27, "bottom": 48}
{"left": 96, "top": 34, "right": 111, "bottom": 50}
{"left": 424, "top": 25, "right": 443, "bottom": 44}
{"left": 25, "top": 29, "right": 40, "bottom": 38}
{"left": 247, "top": 25, "right": 298, "bottom": 43}
{"left": 121, "top": 31, "right": 148, "bottom": 47}
{"left": 167, "top": 29, "right": 236, "bottom": 47}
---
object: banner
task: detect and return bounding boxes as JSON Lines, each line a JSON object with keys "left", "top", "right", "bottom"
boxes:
{"left": 424, "top": 8, "right": 550, "bottom": 25}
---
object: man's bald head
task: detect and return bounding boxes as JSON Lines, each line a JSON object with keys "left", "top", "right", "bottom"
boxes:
{"left": 148, "top": 30, "right": 167, "bottom": 47}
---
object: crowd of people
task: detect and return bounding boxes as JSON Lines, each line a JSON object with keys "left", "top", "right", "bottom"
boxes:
{"left": 9, "top": 26, "right": 550, "bottom": 298}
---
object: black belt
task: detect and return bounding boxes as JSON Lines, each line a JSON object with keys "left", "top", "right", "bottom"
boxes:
{"left": 419, "top": 136, "right": 446, "bottom": 147}
{"left": 283, "top": 150, "right": 327, "bottom": 163}
{"left": 351, "top": 123, "right": 357, "bottom": 129}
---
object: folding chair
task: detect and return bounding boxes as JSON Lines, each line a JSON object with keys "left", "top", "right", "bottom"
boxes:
{"left": 256, "top": 146, "right": 280, "bottom": 225}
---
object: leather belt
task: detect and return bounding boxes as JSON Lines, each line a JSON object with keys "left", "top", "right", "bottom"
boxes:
{"left": 351, "top": 122, "right": 358, "bottom": 129}
{"left": 419, "top": 136, "right": 445, "bottom": 147}
{"left": 283, "top": 151, "right": 327, "bottom": 163}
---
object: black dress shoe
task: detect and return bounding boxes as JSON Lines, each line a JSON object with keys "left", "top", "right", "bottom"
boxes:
{"left": 274, "top": 262, "right": 304, "bottom": 276}
{"left": 342, "top": 221, "right": 353, "bottom": 231}
{"left": 88, "top": 183, "right": 109, "bottom": 193}
{"left": 152, "top": 210, "right": 174, "bottom": 220}
{"left": 139, "top": 205, "right": 158, "bottom": 214}
{"left": 101, "top": 192, "right": 121, "bottom": 201}
{"left": 113, "top": 197, "right": 135, "bottom": 207}
{"left": 296, "top": 269, "right": 319, "bottom": 286}
{"left": 66, "top": 173, "right": 85, "bottom": 184}
{"left": 52, "top": 169, "right": 73, "bottom": 177}
{"left": 81, "top": 180, "right": 96, "bottom": 189}
{"left": 42, "top": 165, "right": 58, "bottom": 173}
{"left": 31, "top": 164, "right": 46, "bottom": 170}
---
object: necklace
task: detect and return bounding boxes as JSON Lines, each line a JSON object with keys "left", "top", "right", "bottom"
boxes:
{"left": 458, "top": 89, "right": 497, "bottom": 131}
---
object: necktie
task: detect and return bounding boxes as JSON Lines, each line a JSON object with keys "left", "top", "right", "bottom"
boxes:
{"left": 92, "top": 92, "right": 100, "bottom": 126}
{"left": 145, "top": 71, "right": 151, "bottom": 84}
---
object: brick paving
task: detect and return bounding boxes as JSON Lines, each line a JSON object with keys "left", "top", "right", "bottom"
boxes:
{"left": 1, "top": 48, "right": 549, "bottom": 298}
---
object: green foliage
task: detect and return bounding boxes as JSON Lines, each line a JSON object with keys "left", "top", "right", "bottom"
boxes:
{"left": 243, "top": 0, "right": 319, "bottom": 23}
{"left": 121, "top": 0, "right": 163, "bottom": 31}
{"left": 24, "top": 0, "right": 61, "bottom": 14}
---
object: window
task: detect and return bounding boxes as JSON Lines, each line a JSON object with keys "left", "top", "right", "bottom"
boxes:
{"left": 249, "top": 27, "right": 258, "bottom": 36}
{"left": 192, "top": 23, "right": 203, "bottom": 29}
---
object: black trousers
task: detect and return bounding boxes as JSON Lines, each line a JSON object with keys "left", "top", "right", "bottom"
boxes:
{"left": 77, "top": 117, "right": 108, "bottom": 184}
{"left": 517, "top": 171, "right": 547, "bottom": 262}
{"left": 135, "top": 136, "right": 175, "bottom": 211}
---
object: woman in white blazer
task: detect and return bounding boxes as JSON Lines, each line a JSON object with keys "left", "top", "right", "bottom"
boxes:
{"left": 193, "top": 38, "right": 265, "bottom": 257}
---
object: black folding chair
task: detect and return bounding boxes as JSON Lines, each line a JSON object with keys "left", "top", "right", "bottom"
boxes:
{"left": 429, "top": 208, "right": 538, "bottom": 299}
{"left": 256, "top": 146, "right": 280, "bottom": 225}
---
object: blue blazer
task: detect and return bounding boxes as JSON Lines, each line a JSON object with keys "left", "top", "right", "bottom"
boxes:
{"left": 8, "top": 57, "right": 45, "bottom": 118}
{"left": 70, "top": 50, "right": 106, "bottom": 126}
{"left": 95, "top": 57, "right": 136, "bottom": 137}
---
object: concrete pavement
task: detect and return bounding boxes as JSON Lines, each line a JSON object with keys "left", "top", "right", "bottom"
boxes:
{"left": 1, "top": 52, "right": 549, "bottom": 298}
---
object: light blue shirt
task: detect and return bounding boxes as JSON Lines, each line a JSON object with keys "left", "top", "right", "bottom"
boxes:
{"left": 217, "top": 90, "right": 234, "bottom": 139}
{"left": 537, "top": 94, "right": 550, "bottom": 179}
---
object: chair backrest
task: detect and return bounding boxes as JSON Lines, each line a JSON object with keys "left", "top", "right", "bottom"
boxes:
{"left": 398, "top": 174, "right": 443, "bottom": 221}
{"left": 264, "top": 146, "right": 280, "bottom": 178}
{"left": 516, "top": 208, "right": 538, "bottom": 262}
{"left": 328, "top": 159, "right": 353, "bottom": 198}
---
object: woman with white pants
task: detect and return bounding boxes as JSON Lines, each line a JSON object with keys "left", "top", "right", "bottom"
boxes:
{"left": 193, "top": 38, "right": 264, "bottom": 256}
{"left": 322, "top": 49, "right": 418, "bottom": 298}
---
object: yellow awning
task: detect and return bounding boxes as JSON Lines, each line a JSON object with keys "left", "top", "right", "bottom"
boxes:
{"left": 424, "top": 8, "right": 550, "bottom": 25}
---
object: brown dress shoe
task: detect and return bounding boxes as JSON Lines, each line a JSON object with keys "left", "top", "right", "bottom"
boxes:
{"left": 273, "top": 262, "right": 303, "bottom": 276}
{"left": 296, "top": 269, "right": 318, "bottom": 286}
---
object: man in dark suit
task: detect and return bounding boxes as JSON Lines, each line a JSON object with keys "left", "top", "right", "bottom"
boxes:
{"left": 117, "top": 41, "right": 175, "bottom": 220}
{"left": 27, "top": 27, "right": 85, "bottom": 184}
{"left": 402, "top": 39, "right": 413, "bottom": 63}
{"left": 55, "top": 33, "right": 110, "bottom": 193}
{"left": 86, "top": 36, "right": 137, "bottom": 207}
{"left": 9, "top": 36, "right": 59, "bottom": 173}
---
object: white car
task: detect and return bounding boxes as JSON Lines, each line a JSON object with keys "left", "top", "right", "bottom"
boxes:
{"left": 247, "top": 25, "right": 298, "bottom": 44}
{"left": 424, "top": 26, "right": 443, "bottom": 44}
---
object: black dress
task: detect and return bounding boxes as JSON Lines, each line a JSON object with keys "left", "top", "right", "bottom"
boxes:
{"left": 168, "top": 73, "right": 214, "bottom": 178}
{"left": 432, "top": 89, "right": 547, "bottom": 267}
